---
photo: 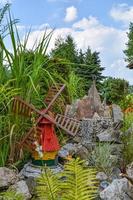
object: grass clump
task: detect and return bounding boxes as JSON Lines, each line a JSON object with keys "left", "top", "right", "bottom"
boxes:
{"left": 89, "top": 143, "right": 116, "bottom": 176}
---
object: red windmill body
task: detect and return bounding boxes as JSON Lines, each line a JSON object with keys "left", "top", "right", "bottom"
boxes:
{"left": 38, "top": 110, "right": 60, "bottom": 152}
{"left": 11, "top": 83, "right": 80, "bottom": 166}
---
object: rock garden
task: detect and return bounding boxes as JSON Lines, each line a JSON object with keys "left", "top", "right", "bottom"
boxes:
{"left": 0, "top": 3, "right": 133, "bottom": 200}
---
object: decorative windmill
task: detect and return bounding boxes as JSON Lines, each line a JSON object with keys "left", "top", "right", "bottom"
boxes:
{"left": 11, "top": 83, "right": 80, "bottom": 166}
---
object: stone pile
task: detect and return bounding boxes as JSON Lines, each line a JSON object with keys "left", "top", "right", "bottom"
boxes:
{"left": 0, "top": 167, "right": 31, "bottom": 200}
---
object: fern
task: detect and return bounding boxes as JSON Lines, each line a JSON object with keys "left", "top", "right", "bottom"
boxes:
{"left": 36, "top": 167, "right": 60, "bottom": 200}
{"left": 0, "top": 190, "right": 24, "bottom": 200}
{"left": 36, "top": 158, "right": 97, "bottom": 200}
{"left": 61, "top": 158, "right": 97, "bottom": 200}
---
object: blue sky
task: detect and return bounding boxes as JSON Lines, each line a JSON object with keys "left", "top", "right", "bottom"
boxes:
{"left": 1, "top": 0, "right": 133, "bottom": 84}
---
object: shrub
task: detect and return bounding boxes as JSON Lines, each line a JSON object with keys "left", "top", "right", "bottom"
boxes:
{"left": 89, "top": 143, "right": 116, "bottom": 176}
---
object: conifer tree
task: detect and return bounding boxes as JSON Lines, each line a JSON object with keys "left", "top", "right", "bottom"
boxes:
{"left": 76, "top": 47, "right": 104, "bottom": 92}
{"left": 124, "top": 22, "right": 133, "bottom": 63}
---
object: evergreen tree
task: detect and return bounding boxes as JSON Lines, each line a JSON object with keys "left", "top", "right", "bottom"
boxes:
{"left": 76, "top": 47, "right": 104, "bottom": 92}
{"left": 124, "top": 22, "right": 133, "bottom": 63}
{"left": 102, "top": 77, "right": 129, "bottom": 104}
{"left": 50, "top": 35, "right": 78, "bottom": 79}
{"left": 51, "top": 35, "right": 78, "bottom": 63}
{"left": 77, "top": 49, "right": 85, "bottom": 64}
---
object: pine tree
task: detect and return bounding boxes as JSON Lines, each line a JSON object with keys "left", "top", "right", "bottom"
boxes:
{"left": 124, "top": 22, "right": 133, "bottom": 63}
{"left": 51, "top": 35, "right": 78, "bottom": 63}
{"left": 77, "top": 49, "right": 85, "bottom": 64}
{"left": 50, "top": 35, "right": 78, "bottom": 80}
{"left": 102, "top": 77, "right": 129, "bottom": 104}
{"left": 76, "top": 47, "right": 104, "bottom": 92}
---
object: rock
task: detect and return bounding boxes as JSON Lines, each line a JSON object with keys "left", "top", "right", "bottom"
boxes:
{"left": 112, "top": 104, "right": 123, "bottom": 123}
{"left": 65, "top": 101, "right": 79, "bottom": 118}
{"left": 103, "top": 106, "right": 111, "bottom": 118}
{"left": 0, "top": 167, "right": 17, "bottom": 188}
{"left": 96, "top": 172, "right": 108, "bottom": 181}
{"left": 100, "top": 181, "right": 110, "bottom": 190}
{"left": 73, "top": 135, "right": 82, "bottom": 143}
{"left": 97, "top": 128, "right": 120, "bottom": 143}
{"left": 20, "top": 162, "right": 63, "bottom": 178}
{"left": 58, "top": 143, "right": 76, "bottom": 159}
{"left": 76, "top": 96, "right": 95, "bottom": 119}
{"left": 100, "top": 178, "right": 133, "bottom": 200}
{"left": 58, "top": 149, "right": 69, "bottom": 159}
{"left": 9, "top": 180, "right": 32, "bottom": 200}
{"left": 26, "top": 177, "right": 36, "bottom": 195}
{"left": 74, "top": 144, "right": 89, "bottom": 160}
{"left": 127, "top": 162, "right": 133, "bottom": 179}
{"left": 92, "top": 112, "right": 100, "bottom": 119}
{"left": 80, "top": 119, "right": 94, "bottom": 143}
{"left": 111, "top": 167, "right": 121, "bottom": 180}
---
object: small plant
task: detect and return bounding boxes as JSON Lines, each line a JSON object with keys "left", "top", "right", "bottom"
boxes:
{"left": 123, "top": 112, "right": 133, "bottom": 131}
{"left": 36, "top": 158, "right": 97, "bottom": 200}
{"left": 89, "top": 143, "right": 116, "bottom": 176}
{"left": 123, "top": 132, "right": 133, "bottom": 164}
{"left": 0, "top": 190, "right": 24, "bottom": 200}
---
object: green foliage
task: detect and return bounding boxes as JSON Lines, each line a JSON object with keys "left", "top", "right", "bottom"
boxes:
{"left": 124, "top": 22, "right": 133, "bottom": 62}
{"left": 0, "top": 81, "right": 20, "bottom": 166}
{"left": 66, "top": 71, "right": 84, "bottom": 102}
{"left": 36, "top": 158, "right": 97, "bottom": 200}
{"left": 51, "top": 36, "right": 104, "bottom": 93}
{"left": 122, "top": 113, "right": 133, "bottom": 164}
{"left": 90, "top": 143, "right": 116, "bottom": 176}
{"left": 76, "top": 47, "right": 104, "bottom": 92}
{"left": 0, "top": 190, "right": 24, "bottom": 200}
{"left": 120, "top": 94, "right": 133, "bottom": 110}
{"left": 123, "top": 132, "right": 133, "bottom": 164}
{"left": 123, "top": 112, "right": 133, "bottom": 131}
{"left": 102, "top": 77, "right": 129, "bottom": 104}
{"left": 36, "top": 167, "right": 60, "bottom": 200}
{"left": 51, "top": 35, "right": 78, "bottom": 64}
{"left": 61, "top": 158, "right": 97, "bottom": 200}
{"left": 0, "top": 3, "right": 17, "bottom": 38}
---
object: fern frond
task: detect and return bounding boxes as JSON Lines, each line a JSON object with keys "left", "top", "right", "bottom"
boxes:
{"left": 61, "top": 158, "right": 97, "bottom": 200}
{"left": 0, "top": 190, "right": 24, "bottom": 200}
{"left": 36, "top": 167, "right": 60, "bottom": 200}
{"left": 36, "top": 159, "right": 98, "bottom": 200}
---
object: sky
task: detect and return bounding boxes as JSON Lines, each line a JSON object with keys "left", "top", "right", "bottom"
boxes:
{"left": 1, "top": 0, "right": 133, "bottom": 84}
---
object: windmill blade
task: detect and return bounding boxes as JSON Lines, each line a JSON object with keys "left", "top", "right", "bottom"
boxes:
{"left": 44, "top": 83, "right": 65, "bottom": 112}
{"left": 54, "top": 114, "right": 81, "bottom": 136}
{"left": 19, "top": 126, "right": 42, "bottom": 153}
{"left": 12, "top": 96, "right": 40, "bottom": 117}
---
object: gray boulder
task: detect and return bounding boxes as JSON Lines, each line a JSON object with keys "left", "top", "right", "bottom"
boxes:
{"left": 58, "top": 143, "right": 76, "bottom": 159}
{"left": 112, "top": 104, "right": 123, "bottom": 123}
{"left": 74, "top": 144, "right": 89, "bottom": 160}
{"left": 100, "top": 178, "right": 133, "bottom": 200}
{"left": 96, "top": 172, "right": 108, "bottom": 181}
{"left": 9, "top": 180, "right": 32, "bottom": 200}
{"left": 97, "top": 128, "right": 120, "bottom": 143}
{"left": 0, "top": 167, "right": 17, "bottom": 188}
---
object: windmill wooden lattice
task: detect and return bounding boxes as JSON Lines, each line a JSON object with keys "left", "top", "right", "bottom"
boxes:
{"left": 12, "top": 84, "right": 80, "bottom": 166}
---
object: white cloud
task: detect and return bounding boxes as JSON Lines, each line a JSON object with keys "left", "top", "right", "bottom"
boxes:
{"left": 64, "top": 6, "right": 77, "bottom": 22}
{"left": 73, "top": 16, "right": 99, "bottom": 29}
{"left": 110, "top": 4, "right": 133, "bottom": 25}
{"left": 0, "top": 0, "right": 12, "bottom": 4}
{"left": 23, "top": 16, "right": 133, "bottom": 84}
